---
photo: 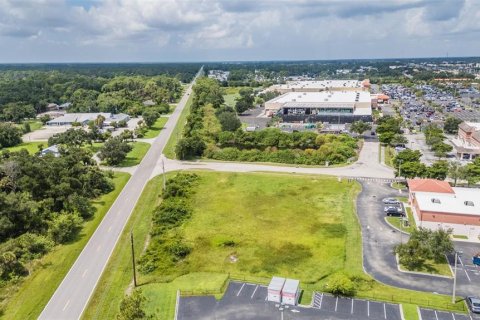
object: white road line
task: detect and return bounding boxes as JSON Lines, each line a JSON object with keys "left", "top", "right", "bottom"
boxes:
{"left": 319, "top": 293, "right": 324, "bottom": 309}
{"left": 236, "top": 283, "right": 245, "bottom": 297}
{"left": 335, "top": 297, "right": 338, "bottom": 312}
{"left": 281, "top": 311, "right": 284, "bottom": 320}
{"left": 368, "top": 301, "right": 370, "bottom": 317}
{"left": 62, "top": 300, "right": 70, "bottom": 311}
{"left": 264, "top": 296, "right": 267, "bottom": 301}
{"left": 434, "top": 310, "right": 439, "bottom": 320}
{"left": 452, "top": 312, "right": 456, "bottom": 320}
{"left": 107, "top": 226, "right": 112, "bottom": 232}
{"left": 351, "top": 299, "right": 354, "bottom": 314}
{"left": 464, "top": 269, "right": 472, "bottom": 282}
{"left": 459, "top": 256, "right": 465, "bottom": 267}
{"left": 82, "top": 269, "right": 88, "bottom": 278}
{"left": 384, "top": 303, "right": 387, "bottom": 319}
{"left": 251, "top": 285, "right": 258, "bottom": 299}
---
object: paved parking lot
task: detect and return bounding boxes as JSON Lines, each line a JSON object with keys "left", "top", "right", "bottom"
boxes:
{"left": 419, "top": 308, "right": 472, "bottom": 320}
{"left": 312, "top": 292, "right": 402, "bottom": 320}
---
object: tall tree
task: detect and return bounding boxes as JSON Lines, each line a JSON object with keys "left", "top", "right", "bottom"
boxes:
{"left": 350, "top": 121, "right": 372, "bottom": 135}
{"left": 117, "top": 289, "right": 151, "bottom": 320}
{"left": 98, "top": 137, "right": 132, "bottom": 166}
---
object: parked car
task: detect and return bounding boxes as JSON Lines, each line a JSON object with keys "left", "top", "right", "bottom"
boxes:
{"left": 466, "top": 296, "right": 480, "bottom": 313}
{"left": 383, "top": 198, "right": 400, "bottom": 205}
{"left": 384, "top": 206, "right": 404, "bottom": 216}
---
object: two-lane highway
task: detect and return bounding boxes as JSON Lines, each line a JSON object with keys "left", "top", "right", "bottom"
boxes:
{"left": 39, "top": 67, "right": 202, "bottom": 320}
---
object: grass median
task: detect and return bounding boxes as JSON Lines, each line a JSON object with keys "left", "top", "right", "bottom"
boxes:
{"left": 2, "top": 172, "right": 131, "bottom": 319}
{"left": 83, "top": 171, "right": 466, "bottom": 319}
{"left": 163, "top": 93, "right": 193, "bottom": 159}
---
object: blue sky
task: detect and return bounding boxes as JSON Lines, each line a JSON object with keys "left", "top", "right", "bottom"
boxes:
{"left": 0, "top": 0, "right": 478, "bottom": 62}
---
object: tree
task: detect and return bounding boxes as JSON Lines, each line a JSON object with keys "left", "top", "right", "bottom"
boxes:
{"left": 0, "top": 123, "right": 23, "bottom": 148}
{"left": 399, "top": 161, "right": 426, "bottom": 178}
{"left": 95, "top": 114, "right": 106, "bottom": 129}
{"left": 431, "top": 142, "right": 453, "bottom": 158}
{"left": 117, "top": 289, "right": 151, "bottom": 320}
{"left": 378, "top": 131, "right": 395, "bottom": 144}
{"left": 217, "top": 111, "right": 241, "bottom": 132}
{"left": 350, "top": 121, "right": 372, "bottom": 135}
{"left": 323, "top": 272, "right": 355, "bottom": 296}
{"left": 48, "top": 212, "right": 83, "bottom": 244}
{"left": 175, "top": 137, "right": 205, "bottom": 160}
{"left": 48, "top": 128, "right": 92, "bottom": 147}
{"left": 393, "top": 149, "right": 422, "bottom": 168}
{"left": 465, "top": 157, "right": 480, "bottom": 185}
{"left": 429, "top": 228, "right": 454, "bottom": 262}
{"left": 235, "top": 88, "right": 254, "bottom": 114}
{"left": 39, "top": 114, "right": 51, "bottom": 125}
{"left": 389, "top": 134, "right": 408, "bottom": 146}
{"left": 98, "top": 136, "right": 133, "bottom": 166}
{"left": 443, "top": 117, "right": 462, "bottom": 134}
{"left": 142, "top": 110, "right": 160, "bottom": 127}
{"left": 428, "top": 161, "right": 449, "bottom": 180}
{"left": 448, "top": 161, "right": 463, "bottom": 186}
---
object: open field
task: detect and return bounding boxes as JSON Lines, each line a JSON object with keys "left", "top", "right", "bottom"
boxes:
{"left": 1, "top": 172, "right": 131, "bottom": 319}
{"left": 142, "top": 117, "right": 168, "bottom": 139}
{"left": 2, "top": 141, "right": 47, "bottom": 154}
{"left": 84, "top": 171, "right": 466, "bottom": 319}
{"left": 117, "top": 141, "right": 151, "bottom": 167}
{"left": 164, "top": 93, "right": 193, "bottom": 159}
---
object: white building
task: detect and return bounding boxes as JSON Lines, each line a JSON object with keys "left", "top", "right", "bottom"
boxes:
{"left": 46, "top": 113, "right": 130, "bottom": 126}
{"left": 265, "top": 91, "right": 372, "bottom": 123}
{"left": 268, "top": 79, "right": 370, "bottom": 94}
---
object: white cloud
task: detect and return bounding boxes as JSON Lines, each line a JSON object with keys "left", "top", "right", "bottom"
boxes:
{"left": 0, "top": 0, "right": 478, "bottom": 62}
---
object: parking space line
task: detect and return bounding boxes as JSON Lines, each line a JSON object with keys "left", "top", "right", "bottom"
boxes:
{"left": 351, "top": 299, "right": 354, "bottom": 314}
{"left": 251, "top": 285, "right": 258, "bottom": 299}
{"left": 236, "top": 283, "right": 245, "bottom": 297}
{"left": 384, "top": 303, "right": 386, "bottom": 319}
{"left": 452, "top": 313, "right": 455, "bottom": 320}
{"left": 434, "top": 310, "right": 438, "bottom": 320}
{"left": 368, "top": 301, "right": 370, "bottom": 317}
{"left": 319, "top": 293, "right": 324, "bottom": 309}
{"left": 335, "top": 297, "right": 338, "bottom": 312}
{"left": 464, "top": 269, "right": 472, "bottom": 282}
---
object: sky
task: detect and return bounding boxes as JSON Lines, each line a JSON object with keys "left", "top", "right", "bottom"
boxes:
{"left": 0, "top": 0, "right": 479, "bottom": 63}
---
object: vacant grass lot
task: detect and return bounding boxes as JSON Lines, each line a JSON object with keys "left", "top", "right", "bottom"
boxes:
{"left": 117, "top": 142, "right": 150, "bottom": 167}
{"left": 164, "top": 93, "right": 193, "bottom": 159}
{"left": 3, "top": 141, "right": 47, "bottom": 154}
{"left": 84, "top": 171, "right": 466, "bottom": 320}
{"left": 142, "top": 117, "right": 168, "bottom": 139}
{"left": 2, "top": 172, "right": 131, "bottom": 319}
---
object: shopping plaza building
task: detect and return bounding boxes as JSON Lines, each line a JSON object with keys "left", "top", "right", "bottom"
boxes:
{"left": 264, "top": 90, "right": 372, "bottom": 123}
{"left": 268, "top": 79, "right": 370, "bottom": 94}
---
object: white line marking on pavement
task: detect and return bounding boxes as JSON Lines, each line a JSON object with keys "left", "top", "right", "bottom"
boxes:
{"left": 237, "top": 283, "right": 245, "bottom": 297}
{"left": 335, "top": 297, "right": 338, "bottom": 312}
{"left": 108, "top": 226, "right": 112, "bottom": 232}
{"left": 434, "top": 310, "right": 439, "bottom": 320}
{"left": 384, "top": 303, "right": 387, "bottom": 319}
{"left": 281, "top": 311, "right": 284, "bottom": 320}
{"left": 319, "top": 293, "right": 324, "bottom": 309}
{"left": 368, "top": 301, "right": 370, "bottom": 317}
{"left": 451, "top": 312, "right": 456, "bottom": 320}
{"left": 264, "top": 295, "right": 267, "bottom": 301}
{"left": 82, "top": 269, "right": 88, "bottom": 278}
{"left": 251, "top": 285, "right": 258, "bottom": 299}
{"left": 351, "top": 299, "right": 354, "bottom": 314}
{"left": 459, "top": 256, "right": 465, "bottom": 268}
{"left": 62, "top": 300, "right": 70, "bottom": 311}
{"left": 464, "top": 269, "right": 472, "bottom": 282}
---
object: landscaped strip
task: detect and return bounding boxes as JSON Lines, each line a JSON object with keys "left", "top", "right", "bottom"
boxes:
{"left": 2, "top": 172, "right": 131, "bottom": 319}
{"left": 163, "top": 93, "right": 193, "bottom": 159}
{"left": 118, "top": 141, "right": 151, "bottom": 167}
{"left": 142, "top": 117, "right": 168, "bottom": 139}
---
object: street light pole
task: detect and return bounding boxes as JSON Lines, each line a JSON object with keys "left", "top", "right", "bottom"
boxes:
{"left": 452, "top": 251, "right": 462, "bottom": 303}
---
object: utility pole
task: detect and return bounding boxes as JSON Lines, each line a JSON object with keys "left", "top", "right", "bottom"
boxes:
{"left": 452, "top": 251, "right": 461, "bottom": 303}
{"left": 130, "top": 231, "right": 137, "bottom": 287}
{"left": 162, "top": 156, "right": 166, "bottom": 191}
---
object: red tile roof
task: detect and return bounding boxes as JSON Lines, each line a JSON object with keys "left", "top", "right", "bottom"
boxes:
{"left": 407, "top": 179, "right": 454, "bottom": 194}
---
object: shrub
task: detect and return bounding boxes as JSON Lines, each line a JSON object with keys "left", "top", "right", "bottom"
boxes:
{"left": 48, "top": 212, "right": 83, "bottom": 244}
{"left": 323, "top": 272, "right": 356, "bottom": 296}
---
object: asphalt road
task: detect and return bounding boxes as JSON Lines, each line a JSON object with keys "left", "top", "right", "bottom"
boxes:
{"left": 38, "top": 68, "right": 202, "bottom": 320}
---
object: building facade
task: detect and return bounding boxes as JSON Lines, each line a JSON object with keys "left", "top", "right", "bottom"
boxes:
{"left": 451, "top": 121, "right": 480, "bottom": 160}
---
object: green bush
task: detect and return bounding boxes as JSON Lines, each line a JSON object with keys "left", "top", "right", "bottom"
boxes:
{"left": 48, "top": 212, "right": 83, "bottom": 244}
{"left": 323, "top": 272, "right": 356, "bottom": 296}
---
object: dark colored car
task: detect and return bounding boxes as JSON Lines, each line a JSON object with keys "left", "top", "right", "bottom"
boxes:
{"left": 384, "top": 206, "right": 404, "bottom": 216}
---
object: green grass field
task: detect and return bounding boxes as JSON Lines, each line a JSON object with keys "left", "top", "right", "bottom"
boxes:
{"left": 117, "top": 142, "right": 151, "bottom": 167}
{"left": 143, "top": 117, "right": 168, "bottom": 139}
{"left": 1, "top": 172, "right": 131, "bottom": 319}
{"left": 83, "top": 171, "right": 466, "bottom": 320}
{"left": 402, "top": 304, "right": 419, "bottom": 320}
{"left": 164, "top": 93, "right": 193, "bottom": 159}
{"left": 2, "top": 141, "right": 47, "bottom": 154}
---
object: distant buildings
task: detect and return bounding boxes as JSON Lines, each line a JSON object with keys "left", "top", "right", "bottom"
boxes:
{"left": 264, "top": 91, "right": 372, "bottom": 123}
{"left": 208, "top": 70, "right": 230, "bottom": 82}
{"left": 46, "top": 113, "right": 130, "bottom": 126}
{"left": 408, "top": 179, "right": 480, "bottom": 238}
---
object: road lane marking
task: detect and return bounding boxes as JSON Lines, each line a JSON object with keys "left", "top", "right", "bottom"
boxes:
{"left": 451, "top": 312, "right": 456, "bottom": 320}
{"left": 351, "top": 299, "right": 354, "bottom": 314}
{"left": 62, "top": 300, "right": 70, "bottom": 311}
{"left": 335, "top": 297, "right": 338, "bottom": 312}
{"left": 384, "top": 303, "right": 387, "bottom": 319}
{"left": 434, "top": 310, "right": 438, "bottom": 320}
{"left": 236, "top": 283, "right": 245, "bottom": 297}
{"left": 368, "top": 301, "right": 370, "bottom": 317}
{"left": 82, "top": 269, "right": 88, "bottom": 278}
{"left": 251, "top": 285, "right": 258, "bottom": 299}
